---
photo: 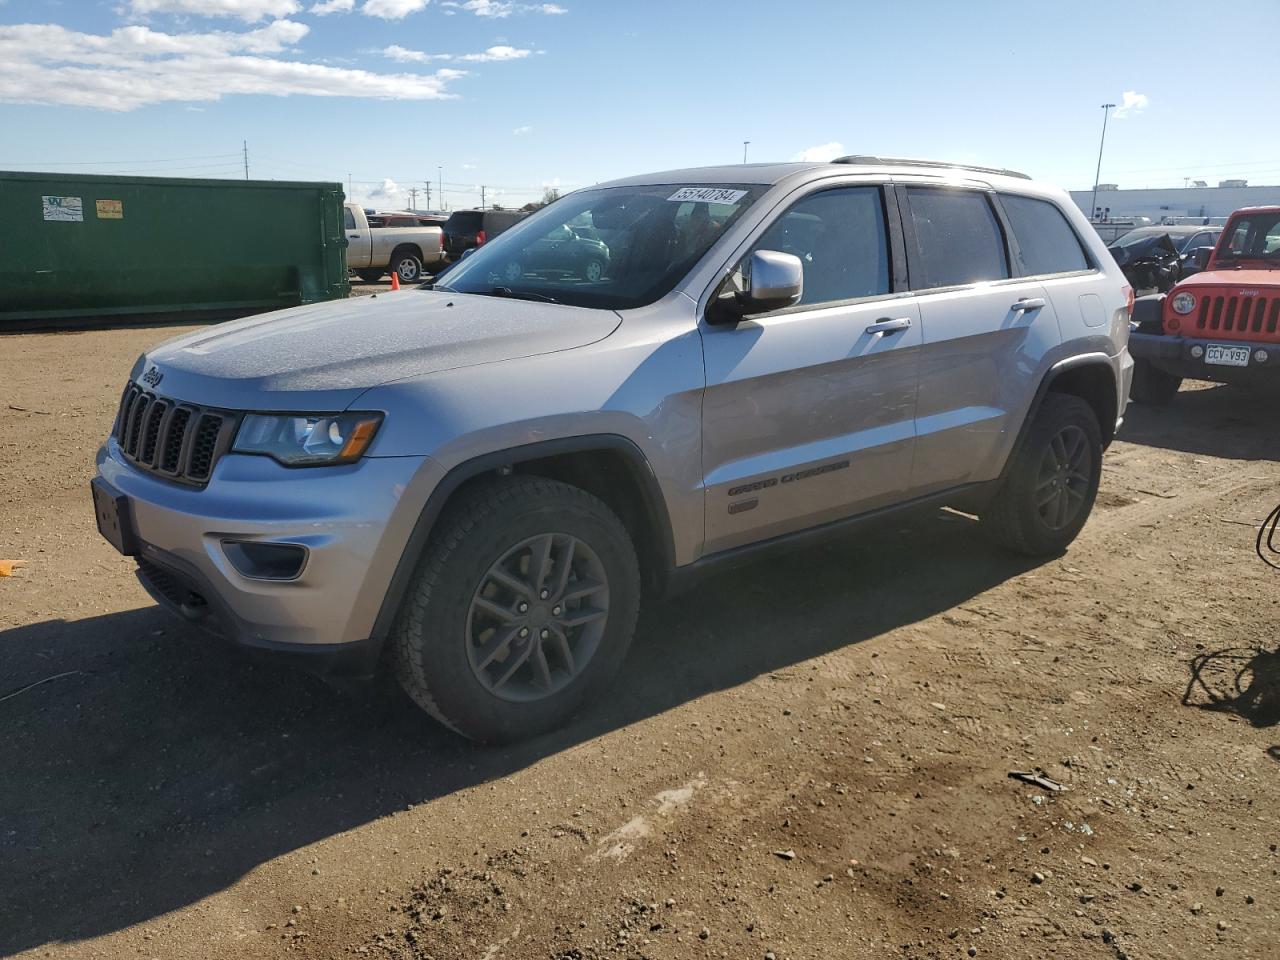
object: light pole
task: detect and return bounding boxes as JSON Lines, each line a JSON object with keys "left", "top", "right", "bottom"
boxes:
{"left": 742, "top": 140, "right": 750, "bottom": 164}
{"left": 1090, "top": 103, "right": 1116, "bottom": 223}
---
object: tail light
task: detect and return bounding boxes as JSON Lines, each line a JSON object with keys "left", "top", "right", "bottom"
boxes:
{"left": 476, "top": 229, "right": 487, "bottom": 246}
{"left": 1123, "top": 285, "right": 1134, "bottom": 320}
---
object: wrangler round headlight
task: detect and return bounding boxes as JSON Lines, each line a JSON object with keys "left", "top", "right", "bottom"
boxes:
{"left": 1171, "top": 292, "right": 1197, "bottom": 315}
{"left": 233, "top": 412, "right": 382, "bottom": 466}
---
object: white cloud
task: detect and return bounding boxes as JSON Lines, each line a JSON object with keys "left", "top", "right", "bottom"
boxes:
{"left": 383, "top": 43, "right": 531, "bottom": 62}
{"left": 361, "top": 0, "right": 429, "bottom": 17}
{"left": 309, "top": 0, "right": 354, "bottom": 12}
{"left": 364, "top": 177, "right": 404, "bottom": 206}
{"left": 441, "top": 0, "right": 566, "bottom": 15}
{"left": 0, "top": 20, "right": 464, "bottom": 110}
{"left": 128, "top": 0, "right": 302, "bottom": 21}
{"left": 512, "top": 124, "right": 531, "bottom": 135}
{"left": 1113, "top": 90, "right": 1148, "bottom": 119}
{"left": 790, "top": 141, "right": 844, "bottom": 163}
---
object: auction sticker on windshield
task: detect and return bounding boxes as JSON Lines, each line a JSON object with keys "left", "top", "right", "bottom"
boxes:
{"left": 668, "top": 187, "right": 747, "bottom": 204}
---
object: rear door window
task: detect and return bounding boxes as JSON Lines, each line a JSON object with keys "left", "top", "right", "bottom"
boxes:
{"left": 343, "top": 208, "right": 356, "bottom": 230}
{"left": 999, "top": 194, "right": 1090, "bottom": 276}
{"left": 904, "top": 188, "right": 1009, "bottom": 289}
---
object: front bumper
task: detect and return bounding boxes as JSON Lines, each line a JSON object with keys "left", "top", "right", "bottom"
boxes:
{"left": 1128, "top": 331, "right": 1279, "bottom": 385}
{"left": 95, "top": 440, "right": 441, "bottom": 665}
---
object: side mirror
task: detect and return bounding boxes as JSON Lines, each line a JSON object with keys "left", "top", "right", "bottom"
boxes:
{"left": 1181, "top": 246, "right": 1211, "bottom": 274}
{"left": 711, "top": 250, "right": 804, "bottom": 322}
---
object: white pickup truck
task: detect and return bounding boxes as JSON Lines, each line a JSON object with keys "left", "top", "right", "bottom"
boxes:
{"left": 344, "top": 202, "right": 445, "bottom": 284}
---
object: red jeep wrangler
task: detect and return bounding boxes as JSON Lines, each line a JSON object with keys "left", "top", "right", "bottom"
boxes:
{"left": 1129, "top": 205, "right": 1280, "bottom": 403}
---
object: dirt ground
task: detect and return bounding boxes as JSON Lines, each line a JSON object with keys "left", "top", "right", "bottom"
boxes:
{"left": 1, "top": 321, "right": 1277, "bottom": 960}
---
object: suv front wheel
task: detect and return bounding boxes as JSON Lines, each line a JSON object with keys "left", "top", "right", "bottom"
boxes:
{"left": 392, "top": 476, "right": 641, "bottom": 742}
{"left": 980, "top": 394, "right": 1103, "bottom": 557}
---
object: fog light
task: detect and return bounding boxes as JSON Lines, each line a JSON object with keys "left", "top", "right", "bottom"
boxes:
{"left": 222, "top": 540, "right": 307, "bottom": 581}
{"left": 1190, "top": 345, "right": 1204, "bottom": 358}
{"left": 1256, "top": 349, "right": 1269, "bottom": 363}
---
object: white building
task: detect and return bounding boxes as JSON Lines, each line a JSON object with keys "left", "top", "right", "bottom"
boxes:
{"left": 1068, "top": 183, "right": 1280, "bottom": 224}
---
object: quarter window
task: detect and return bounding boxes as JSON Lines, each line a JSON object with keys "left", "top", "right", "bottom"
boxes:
{"left": 905, "top": 188, "right": 1009, "bottom": 289}
{"left": 343, "top": 208, "right": 357, "bottom": 230}
{"left": 747, "top": 187, "right": 890, "bottom": 306}
{"left": 1000, "top": 194, "right": 1090, "bottom": 276}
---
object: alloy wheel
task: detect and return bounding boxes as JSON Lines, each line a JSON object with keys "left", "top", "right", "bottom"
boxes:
{"left": 465, "top": 533, "right": 609, "bottom": 702}
{"left": 1035, "top": 424, "right": 1092, "bottom": 531}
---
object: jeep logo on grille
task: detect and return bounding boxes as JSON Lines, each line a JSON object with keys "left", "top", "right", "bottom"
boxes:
{"left": 141, "top": 367, "right": 164, "bottom": 388}
{"left": 1239, "top": 289, "right": 1260, "bottom": 297}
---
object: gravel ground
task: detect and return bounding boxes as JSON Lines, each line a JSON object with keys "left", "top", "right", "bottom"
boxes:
{"left": 1, "top": 321, "right": 1277, "bottom": 960}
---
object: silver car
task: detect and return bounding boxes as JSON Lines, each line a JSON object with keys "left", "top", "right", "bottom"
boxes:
{"left": 92, "top": 156, "right": 1134, "bottom": 741}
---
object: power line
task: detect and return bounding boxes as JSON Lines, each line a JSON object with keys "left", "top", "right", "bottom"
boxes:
{"left": 2, "top": 152, "right": 242, "bottom": 166}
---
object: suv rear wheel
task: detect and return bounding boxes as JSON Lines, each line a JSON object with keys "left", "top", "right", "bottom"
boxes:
{"left": 980, "top": 394, "right": 1102, "bottom": 557}
{"left": 1130, "top": 358, "right": 1182, "bottom": 405}
{"left": 392, "top": 476, "right": 641, "bottom": 742}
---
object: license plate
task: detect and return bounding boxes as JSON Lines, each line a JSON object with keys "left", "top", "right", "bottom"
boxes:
{"left": 1205, "top": 344, "right": 1251, "bottom": 367}
{"left": 91, "top": 478, "right": 139, "bottom": 556}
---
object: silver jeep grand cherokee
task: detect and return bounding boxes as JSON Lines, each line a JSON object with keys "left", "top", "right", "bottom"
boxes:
{"left": 92, "top": 156, "right": 1134, "bottom": 741}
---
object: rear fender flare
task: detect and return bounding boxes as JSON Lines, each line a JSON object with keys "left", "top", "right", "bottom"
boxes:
{"left": 996, "top": 354, "right": 1119, "bottom": 486}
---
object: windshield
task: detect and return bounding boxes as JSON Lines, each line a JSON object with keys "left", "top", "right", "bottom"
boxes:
{"left": 1218, "top": 212, "right": 1280, "bottom": 261}
{"left": 435, "top": 184, "right": 764, "bottom": 309}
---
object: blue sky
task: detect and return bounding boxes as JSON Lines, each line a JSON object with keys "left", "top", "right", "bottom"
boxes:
{"left": 2, "top": 0, "right": 1279, "bottom": 211}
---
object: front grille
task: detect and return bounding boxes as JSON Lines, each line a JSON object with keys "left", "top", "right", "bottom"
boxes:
{"left": 112, "top": 382, "right": 238, "bottom": 486}
{"left": 1190, "top": 292, "right": 1280, "bottom": 342}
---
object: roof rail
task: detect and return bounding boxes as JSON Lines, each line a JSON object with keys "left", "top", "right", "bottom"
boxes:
{"left": 832, "top": 155, "right": 1031, "bottom": 181}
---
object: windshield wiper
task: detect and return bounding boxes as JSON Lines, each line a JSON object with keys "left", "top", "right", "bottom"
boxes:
{"left": 484, "top": 286, "right": 559, "bottom": 304}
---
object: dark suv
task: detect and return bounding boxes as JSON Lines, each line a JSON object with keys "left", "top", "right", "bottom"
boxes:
{"left": 442, "top": 209, "right": 527, "bottom": 260}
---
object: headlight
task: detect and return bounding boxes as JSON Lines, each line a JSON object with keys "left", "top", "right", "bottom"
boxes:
{"left": 232, "top": 412, "right": 382, "bottom": 466}
{"left": 1171, "top": 292, "right": 1197, "bottom": 315}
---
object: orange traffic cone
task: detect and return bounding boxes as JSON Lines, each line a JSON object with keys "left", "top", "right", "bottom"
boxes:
{"left": 390, "top": 270, "right": 401, "bottom": 291}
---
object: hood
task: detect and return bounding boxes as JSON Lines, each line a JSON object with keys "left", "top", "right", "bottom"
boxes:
{"left": 141, "top": 290, "right": 621, "bottom": 410}
{"left": 1175, "top": 267, "right": 1280, "bottom": 291}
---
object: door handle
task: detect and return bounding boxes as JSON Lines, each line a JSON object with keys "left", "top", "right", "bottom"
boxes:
{"left": 865, "top": 317, "right": 912, "bottom": 335}
{"left": 1012, "top": 297, "right": 1046, "bottom": 312}
{"left": 349, "top": 234, "right": 361, "bottom": 239}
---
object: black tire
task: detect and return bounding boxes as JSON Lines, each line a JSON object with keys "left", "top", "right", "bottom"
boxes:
{"left": 356, "top": 269, "right": 384, "bottom": 283}
{"left": 1130, "top": 358, "right": 1182, "bottom": 405}
{"left": 390, "top": 249, "right": 424, "bottom": 284}
{"left": 392, "top": 476, "right": 641, "bottom": 743}
{"left": 980, "top": 394, "right": 1103, "bottom": 557}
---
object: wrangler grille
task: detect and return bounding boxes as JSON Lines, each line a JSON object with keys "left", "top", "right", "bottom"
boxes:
{"left": 112, "top": 382, "right": 238, "bottom": 486}
{"left": 1191, "top": 292, "right": 1280, "bottom": 341}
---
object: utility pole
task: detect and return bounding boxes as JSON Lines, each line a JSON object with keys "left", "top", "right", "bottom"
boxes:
{"left": 424, "top": 181, "right": 431, "bottom": 209}
{"left": 347, "top": 173, "right": 352, "bottom": 198}
{"left": 480, "top": 185, "right": 486, "bottom": 210}
{"left": 242, "top": 140, "right": 249, "bottom": 180}
{"left": 1089, "top": 103, "right": 1115, "bottom": 222}
{"left": 438, "top": 166, "right": 443, "bottom": 211}
{"left": 742, "top": 140, "right": 750, "bottom": 164}
{"left": 408, "top": 187, "right": 418, "bottom": 211}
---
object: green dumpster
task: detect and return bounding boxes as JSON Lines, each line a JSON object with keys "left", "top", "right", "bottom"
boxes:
{"left": 1, "top": 171, "right": 349, "bottom": 323}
